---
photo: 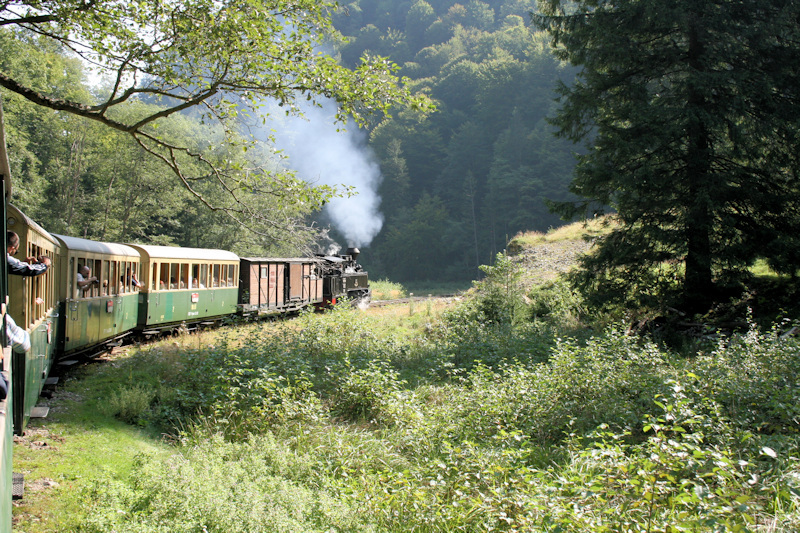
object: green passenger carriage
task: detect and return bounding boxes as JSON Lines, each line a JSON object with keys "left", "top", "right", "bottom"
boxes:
{"left": 128, "top": 245, "right": 239, "bottom": 332}
{"left": 7, "top": 206, "right": 60, "bottom": 435}
{"left": 53, "top": 235, "right": 141, "bottom": 356}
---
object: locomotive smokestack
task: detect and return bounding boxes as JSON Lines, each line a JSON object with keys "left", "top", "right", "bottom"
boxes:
{"left": 346, "top": 247, "right": 360, "bottom": 261}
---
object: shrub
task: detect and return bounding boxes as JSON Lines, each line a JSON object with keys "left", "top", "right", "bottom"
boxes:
{"left": 103, "top": 384, "right": 156, "bottom": 425}
{"left": 370, "top": 278, "right": 407, "bottom": 300}
{"left": 78, "top": 433, "right": 373, "bottom": 533}
{"left": 473, "top": 252, "right": 527, "bottom": 326}
{"left": 690, "top": 321, "right": 800, "bottom": 433}
{"left": 527, "top": 278, "right": 586, "bottom": 329}
{"left": 528, "top": 382, "right": 761, "bottom": 532}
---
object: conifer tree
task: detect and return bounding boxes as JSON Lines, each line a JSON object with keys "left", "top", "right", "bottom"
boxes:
{"left": 535, "top": 0, "right": 800, "bottom": 313}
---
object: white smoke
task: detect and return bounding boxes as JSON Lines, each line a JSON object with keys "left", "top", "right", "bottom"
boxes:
{"left": 268, "top": 99, "right": 383, "bottom": 248}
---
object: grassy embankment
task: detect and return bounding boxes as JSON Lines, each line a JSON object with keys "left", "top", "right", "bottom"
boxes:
{"left": 12, "top": 220, "right": 800, "bottom": 532}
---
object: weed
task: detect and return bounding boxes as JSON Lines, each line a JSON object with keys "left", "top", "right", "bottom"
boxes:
{"left": 102, "top": 385, "right": 155, "bottom": 425}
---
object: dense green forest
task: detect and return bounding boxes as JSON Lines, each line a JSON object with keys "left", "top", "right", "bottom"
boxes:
{"left": 331, "top": 0, "right": 578, "bottom": 281}
{"left": 0, "top": 0, "right": 577, "bottom": 280}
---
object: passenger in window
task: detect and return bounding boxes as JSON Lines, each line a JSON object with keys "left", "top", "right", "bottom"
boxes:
{"left": 5, "top": 314, "right": 30, "bottom": 354}
{"left": 122, "top": 267, "right": 141, "bottom": 289}
{"left": 2, "top": 314, "right": 30, "bottom": 400}
{"left": 77, "top": 265, "right": 99, "bottom": 294}
{"left": 6, "top": 231, "right": 50, "bottom": 277}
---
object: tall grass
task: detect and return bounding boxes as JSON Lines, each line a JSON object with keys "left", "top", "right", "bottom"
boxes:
{"left": 508, "top": 215, "right": 616, "bottom": 250}
{"left": 15, "top": 298, "right": 800, "bottom": 532}
{"left": 369, "top": 278, "right": 407, "bottom": 300}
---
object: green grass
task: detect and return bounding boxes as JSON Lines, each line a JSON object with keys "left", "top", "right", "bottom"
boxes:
{"left": 369, "top": 278, "right": 407, "bottom": 300}
{"left": 12, "top": 364, "right": 171, "bottom": 532}
{"left": 13, "top": 288, "right": 800, "bottom": 532}
{"left": 402, "top": 280, "right": 471, "bottom": 297}
{"left": 370, "top": 278, "right": 471, "bottom": 300}
{"left": 508, "top": 216, "right": 615, "bottom": 250}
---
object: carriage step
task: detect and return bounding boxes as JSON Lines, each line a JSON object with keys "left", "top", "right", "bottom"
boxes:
{"left": 12, "top": 473, "right": 23, "bottom": 499}
{"left": 31, "top": 406, "right": 49, "bottom": 418}
{"left": 58, "top": 359, "right": 79, "bottom": 366}
{"left": 45, "top": 377, "right": 59, "bottom": 386}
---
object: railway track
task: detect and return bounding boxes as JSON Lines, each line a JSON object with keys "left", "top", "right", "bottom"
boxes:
{"left": 370, "top": 294, "right": 461, "bottom": 307}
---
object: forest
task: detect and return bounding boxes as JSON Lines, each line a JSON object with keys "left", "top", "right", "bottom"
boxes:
{"left": 8, "top": 1, "right": 800, "bottom": 530}
{"left": 0, "top": 0, "right": 577, "bottom": 282}
{"left": 331, "top": 0, "right": 578, "bottom": 281}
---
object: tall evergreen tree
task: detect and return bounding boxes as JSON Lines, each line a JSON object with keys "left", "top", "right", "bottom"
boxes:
{"left": 536, "top": 0, "right": 800, "bottom": 313}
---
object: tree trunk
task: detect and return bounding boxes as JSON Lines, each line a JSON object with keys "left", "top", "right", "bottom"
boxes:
{"left": 683, "top": 10, "right": 714, "bottom": 314}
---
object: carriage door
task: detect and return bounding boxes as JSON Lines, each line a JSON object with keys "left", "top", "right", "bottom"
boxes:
{"left": 65, "top": 257, "right": 84, "bottom": 353}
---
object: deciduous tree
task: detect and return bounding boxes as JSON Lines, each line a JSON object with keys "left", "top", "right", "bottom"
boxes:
{"left": 0, "top": 0, "right": 429, "bottom": 235}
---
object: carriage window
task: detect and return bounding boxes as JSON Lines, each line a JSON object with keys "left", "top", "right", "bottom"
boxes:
{"left": 125, "top": 261, "right": 134, "bottom": 293}
{"left": 180, "top": 263, "right": 189, "bottom": 289}
{"left": 90, "top": 259, "right": 101, "bottom": 297}
{"left": 189, "top": 265, "right": 200, "bottom": 289}
{"left": 101, "top": 261, "right": 111, "bottom": 296}
{"left": 219, "top": 265, "right": 228, "bottom": 287}
{"left": 76, "top": 258, "right": 85, "bottom": 298}
{"left": 199, "top": 264, "right": 209, "bottom": 288}
{"left": 69, "top": 257, "right": 75, "bottom": 299}
{"left": 122, "top": 261, "right": 130, "bottom": 293}
{"left": 131, "top": 262, "right": 140, "bottom": 292}
{"left": 160, "top": 263, "right": 170, "bottom": 290}
{"left": 168, "top": 263, "right": 177, "bottom": 289}
{"left": 27, "top": 242, "right": 43, "bottom": 325}
{"left": 228, "top": 264, "right": 236, "bottom": 287}
{"left": 212, "top": 264, "right": 220, "bottom": 287}
{"left": 110, "top": 261, "right": 119, "bottom": 295}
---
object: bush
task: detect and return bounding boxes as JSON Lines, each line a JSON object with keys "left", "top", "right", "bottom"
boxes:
{"left": 79, "top": 433, "right": 373, "bottom": 533}
{"left": 527, "top": 278, "right": 586, "bottom": 328}
{"left": 331, "top": 360, "right": 415, "bottom": 426}
{"left": 528, "top": 382, "right": 761, "bottom": 532}
{"left": 473, "top": 252, "right": 527, "bottom": 326}
{"left": 370, "top": 278, "right": 407, "bottom": 300}
{"left": 103, "top": 384, "right": 156, "bottom": 425}
{"left": 690, "top": 321, "right": 800, "bottom": 433}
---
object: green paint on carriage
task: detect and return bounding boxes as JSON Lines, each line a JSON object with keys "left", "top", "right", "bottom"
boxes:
{"left": 139, "top": 287, "right": 239, "bottom": 327}
{"left": 61, "top": 293, "right": 139, "bottom": 355}
{"left": 11, "top": 313, "right": 60, "bottom": 433}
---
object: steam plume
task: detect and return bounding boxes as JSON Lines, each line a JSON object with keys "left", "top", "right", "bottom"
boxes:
{"left": 269, "top": 99, "right": 383, "bottom": 247}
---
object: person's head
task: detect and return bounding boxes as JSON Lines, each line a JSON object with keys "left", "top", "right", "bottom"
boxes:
{"left": 79, "top": 265, "right": 90, "bottom": 277}
{"left": 7, "top": 231, "right": 19, "bottom": 254}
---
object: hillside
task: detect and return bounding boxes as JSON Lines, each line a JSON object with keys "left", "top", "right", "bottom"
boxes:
{"left": 506, "top": 217, "right": 611, "bottom": 285}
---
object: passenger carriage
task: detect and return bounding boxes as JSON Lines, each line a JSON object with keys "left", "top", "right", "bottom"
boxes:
{"left": 7, "top": 206, "right": 60, "bottom": 434}
{"left": 53, "top": 234, "right": 140, "bottom": 356}
{"left": 128, "top": 245, "right": 239, "bottom": 332}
